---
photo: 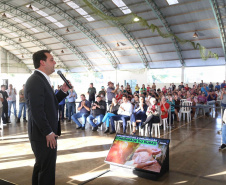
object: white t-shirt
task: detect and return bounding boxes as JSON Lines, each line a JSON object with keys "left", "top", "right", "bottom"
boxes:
{"left": 216, "top": 91, "right": 222, "bottom": 100}
{"left": 6, "top": 88, "right": 17, "bottom": 101}
{"left": 117, "top": 101, "right": 133, "bottom": 116}
{"left": 0, "top": 93, "right": 3, "bottom": 108}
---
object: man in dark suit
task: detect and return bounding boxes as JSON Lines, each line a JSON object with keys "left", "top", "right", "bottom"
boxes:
{"left": 0, "top": 85, "right": 9, "bottom": 125}
{"left": 25, "top": 50, "right": 70, "bottom": 185}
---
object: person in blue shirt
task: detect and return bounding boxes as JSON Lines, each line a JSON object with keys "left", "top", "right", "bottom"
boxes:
{"left": 215, "top": 82, "right": 221, "bottom": 91}
{"left": 207, "top": 90, "right": 216, "bottom": 113}
{"left": 221, "top": 80, "right": 226, "bottom": 89}
{"left": 201, "top": 84, "right": 209, "bottom": 96}
{"left": 66, "top": 87, "right": 77, "bottom": 121}
{"left": 72, "top": 94, "right": 91, "bottom": 130}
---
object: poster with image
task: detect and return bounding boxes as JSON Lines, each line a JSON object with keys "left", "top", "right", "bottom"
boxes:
{"left": 105, "top": 134, "right": 170, "bottom": 173}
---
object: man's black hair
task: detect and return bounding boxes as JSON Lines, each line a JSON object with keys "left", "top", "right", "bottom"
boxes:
{"left": 33, "top": 50, "right": 51, "bottom": 69}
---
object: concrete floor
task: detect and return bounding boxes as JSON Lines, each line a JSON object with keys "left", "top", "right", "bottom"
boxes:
{"left": 0, "top": 112, "right": 226, "bottom": 185}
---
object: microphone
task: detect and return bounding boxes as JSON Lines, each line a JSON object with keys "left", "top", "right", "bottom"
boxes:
{"left": 57, "top": 70, "right": 72, "bottom": 89}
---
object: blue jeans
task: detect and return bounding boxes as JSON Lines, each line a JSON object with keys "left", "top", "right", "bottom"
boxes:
{"left": 88, "top": 114, "right": 104, "bottom": 128}
{"left": 59, "top": 104, "right": 65, "bottom": 120}
{"left": 66, "top": 102, "right": 69, "bottom": 118}
{"left": 68, "top": 102, "right": 75, "bottom": 120}
{"left": 72, "top": 112, "right": 89, "bottom": 127}
{"left": 110, "top": 115, "right": 130, "bottom": 133}
{"left": 221, "top": 103, "right": 226, "bottom": 110}
{"left": 196, "top": 103, "right": 209, "bottom": 114}
{"left": 222, "top": 124, "right": 226, "bottom": 144}
{"left": 18, "top": 102, "right": 26, "bottom": 119}
{"left": 102, "top": 113, "right": 115, "bottom": 127}
{"left": 8, "top": 101, "right": 17, "bottom": 117}
{"left": 130, "top": 110, "right": 147, "bottom": 126}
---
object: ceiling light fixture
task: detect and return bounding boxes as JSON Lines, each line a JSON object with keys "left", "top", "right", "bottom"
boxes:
{"left": 2, "top": 13, "right": 7, "bottom": 18}
{"left": 28, "top": 4, "right": 33, "bottom": 10}
{"left": 166, "top": 0, "right": 179, "bottom": 5}
{"left": 120, "top": 42, "right": 126, "bottom": 46}
{"left": 66, "top": 28, "right": 70, "bottom": 32}
{"left": 193, "top": 32, "right": 198, "bottom": 38}
{"left": 133, "top": 17, "right": 140, "bottom": 22}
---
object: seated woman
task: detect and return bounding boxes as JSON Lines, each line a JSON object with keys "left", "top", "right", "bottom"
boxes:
{"left": 141, "top": 98, "right": 160, "bottom": 137}
{"left": 101, "top": 98, "right": 119, "bottom": 133}
{"left": 130, "top": 96, "right": 148, "bottom": 135}
{"left": 158, "top": 96, "right": 170, "bottom": 120}
{"left": 174, "top": 94, "right": 180, "bottom": 121}
{"left": 140, "top": 84, "right": 147, "bottom": 96}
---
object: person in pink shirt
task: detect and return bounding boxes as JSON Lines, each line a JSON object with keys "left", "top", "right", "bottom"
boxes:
{"left": 196, "top": 92, "right": 208, "bottom": 116}
{"left": 186, "top": 91, "right": 191, "bottom": 101}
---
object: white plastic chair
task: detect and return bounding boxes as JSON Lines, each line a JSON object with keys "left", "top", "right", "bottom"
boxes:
{"left": 145, "top": 124, "right": 149, "bottom": 136}
{"left": 178, "top": 99, "right": 187, "bottom": 119}
{"left": 179, "top": 101, "right": 192, "bottom": 122}
{"left": 115, "top": 120, "right": 131, "bottom": 133}
{"left": 151, "top": 123, "right": 160, "bottom": 137}
{"left": 162, "top": 118, "right": 168, "bottom": 130}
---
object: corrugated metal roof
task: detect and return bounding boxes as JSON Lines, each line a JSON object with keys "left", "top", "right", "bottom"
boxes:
{"left": 0, "top": 0, "right": 224, "bottom": 73}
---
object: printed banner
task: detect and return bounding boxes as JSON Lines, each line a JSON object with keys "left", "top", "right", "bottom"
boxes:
{"left": 105, "top": 134, "right": 170, "bottom": 173}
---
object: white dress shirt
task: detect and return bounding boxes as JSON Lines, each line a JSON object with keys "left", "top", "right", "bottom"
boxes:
{"left": 35, "top": 69, "right": 51, "bottom": 86}
{"left": 118, "top": 101, "right": 133, "bottom": 116}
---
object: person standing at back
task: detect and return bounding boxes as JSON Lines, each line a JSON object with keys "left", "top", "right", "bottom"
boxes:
{"left": 87, "top": 83, "right": 96, "bottom": 103}
{"left": 17, "top": 84, "right": 27, "bottom": 123}
{"left": 0, "top": 85, "right": 9, "bottom": 125}
{"left": 25, "top": 50, "right": 70, "bottom": 185}
{"left": 0, "top": 92, "right": 3, "bottom": 126}
{"left": 66, "top": 87, "right": 77, "bottom": 122}
{"left": 107, "top": 81, "right": 117, "bottom": 105}
{"left": 135, "top": 84, "right": 140, "bottom": 94}
{"left": 6, "top": 84, "right": 17, "bottom": 121}
{"left": 152, "top": 83, "right": 156, "bottom": 91}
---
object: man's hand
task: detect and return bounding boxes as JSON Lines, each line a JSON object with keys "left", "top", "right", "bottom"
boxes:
{"left": 61, "top": 80, "right": 72, "bottom": 92}
{"left": 120, "top": 106, "right": 125, "bottom": 111}
{"left": 46, "top": 132, "right": 58, "bottom": 149}
{"left": 81, "top": 101, "right": 85, "bottom": 107}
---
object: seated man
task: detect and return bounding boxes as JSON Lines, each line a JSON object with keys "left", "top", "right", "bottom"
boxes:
{"left": 110, "top": 95, "right": 133, "bottom": 134}
{"left": 71, "top": 94, "right": 91, "bottom": 130}
{"left": 196, "top": 92, "right": 208, "bottom": 116}
{"left": 201, "top": 84, "right": 209, "bottom": 97}
{"left": 207, "top": 91, "right": 216, "bottom": 112}
{"left": 87, "top": 95, "right": 106, "bottom": 131}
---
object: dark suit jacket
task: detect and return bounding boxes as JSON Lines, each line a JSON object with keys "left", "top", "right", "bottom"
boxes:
{"left": 25, "top": 71, "right": 68, "bottom": 141}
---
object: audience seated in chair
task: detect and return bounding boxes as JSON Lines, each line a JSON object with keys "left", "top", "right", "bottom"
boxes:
{"left": 110, "top": 95, "right": 133, "bottom": 134}
{"left": 141, "top": 97, "right": 160, "bottom": 137}
{"left": 158, "top": 96, "right": 170, "bottom": 120}
{"left": 87, "top": 95, "right": 106, "bottom": 131}
{"left": 71, "top": 94, "right": 91, "bottom": 130}
{"left": 130, "top": 96, "right": 148, "bottom": 135}
{"left": 101, "top": 98, "right": 119, "bottom": 133}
